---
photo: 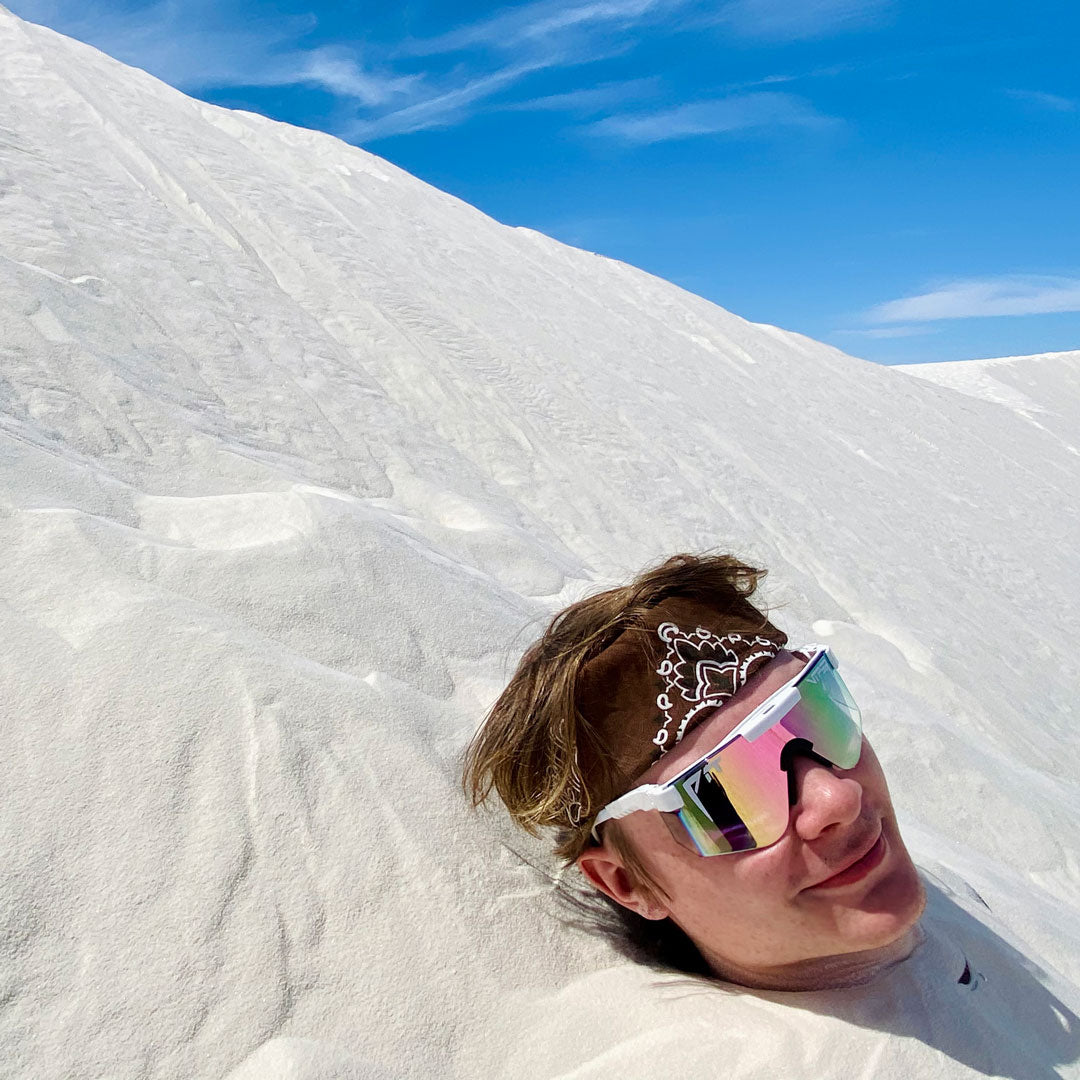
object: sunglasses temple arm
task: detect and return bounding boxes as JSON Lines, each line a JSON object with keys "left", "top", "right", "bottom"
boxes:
{"left": 590, "top": 784, "right": 685, "bottom": 841}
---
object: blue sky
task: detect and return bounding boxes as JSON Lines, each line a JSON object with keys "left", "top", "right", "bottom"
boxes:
{"left": 10, "top": 0, "right": 1080, "bottom": 364}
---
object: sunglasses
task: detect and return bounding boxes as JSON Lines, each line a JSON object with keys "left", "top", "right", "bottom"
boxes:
{"left": 591, "top": 645, "right": 863, "bottom": 856}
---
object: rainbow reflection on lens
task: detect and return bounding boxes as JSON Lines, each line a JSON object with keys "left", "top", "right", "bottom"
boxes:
{"left": 670, "top": 651, "right": 862, "bottom": 856}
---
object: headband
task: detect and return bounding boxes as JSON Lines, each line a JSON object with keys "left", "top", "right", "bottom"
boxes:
{"left": 574, "top": 596, "right": 788, "bottom": 811}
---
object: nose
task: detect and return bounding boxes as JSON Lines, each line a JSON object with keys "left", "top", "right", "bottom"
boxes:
{"left": 788, "top": 753, "right": 863, "bottom": 842}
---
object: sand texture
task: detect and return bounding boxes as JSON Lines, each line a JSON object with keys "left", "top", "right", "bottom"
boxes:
{"left": 1, "top": 6, "right": 1078, "bottom": 1077}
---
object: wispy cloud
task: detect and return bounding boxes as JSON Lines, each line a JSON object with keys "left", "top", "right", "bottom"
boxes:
{"left": 10, "top": 0, "right": 418, "bottom": 104}
{"left": 293, "top": 49, "right": 420, "bottom": 105}
{"left": 358, "top": 0, "right": 687, "bottom": 135}
{"left": 835, "top": 325, "right": 937, "bottom": 339}
{"left": 710, "top": 0, "right": 892, "bottom": 41}
{"left": 347, "top": 62, "right": 551, "bottom": 140}
{"left": 396, "top": 0, "right": 683, "bottom": 57}
{"left": 585, "top": 91, "right": 838, "bottom": 143}
{"left": 502, "top": 77, "right": 662, "bottom": 114}
{"left": 1005, "top": 88, "right": 1078, "bottom": 113}
{"left": 866, "top": 275, "right": 1080, "bottom": 322}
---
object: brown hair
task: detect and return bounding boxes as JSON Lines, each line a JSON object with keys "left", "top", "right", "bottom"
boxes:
{"left": 463, "top": 551, "right": 776, "bottom": 864}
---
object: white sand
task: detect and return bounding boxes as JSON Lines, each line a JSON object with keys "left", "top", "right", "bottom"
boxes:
{"left": 1, "top": 6, "right": 1078, "bottom": 1077}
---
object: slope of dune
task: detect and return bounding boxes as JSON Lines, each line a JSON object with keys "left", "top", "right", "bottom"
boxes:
{"left": 1, "top": 6, "right": 1078, "bottom": 1078}
{"left": 896, "top": 349, "right": 1080, "bottom": 457}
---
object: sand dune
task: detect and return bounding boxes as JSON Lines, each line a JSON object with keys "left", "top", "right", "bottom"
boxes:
{"left": 0, "top": 5, "right": 1078, "bottom": 1077}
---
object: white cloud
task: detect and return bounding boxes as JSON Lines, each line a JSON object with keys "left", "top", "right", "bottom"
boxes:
{"left": 714, "top": 0, "right": 892, "bottom": 40}
{"left": 293, "top": 50, "right": 420, "bottom": 105}
{"left": 834, "top": 326, "right": 936, "bottom": 339}
{"left": 867, "top": 276, "right": 1080, "bottom": 322}
{"left": 503, "top": 77, "right": 662, "bottom": 113}
{"left": 1005, "top": 89, "right": 1078, "bottom": 113}
{"left": 585, "top": 92, "right": 837, "bottom": 143}
{"left": 396, "top": 0, "right": 681, "bottom": 57}
{"left": 8, "top": 0, "right": 417, "bottom": 103}
{"left": 342, "top": 1, "right": 693, "bottom": 137}
{"left": 347, "top": 63, "right": 551, "bottom": 140}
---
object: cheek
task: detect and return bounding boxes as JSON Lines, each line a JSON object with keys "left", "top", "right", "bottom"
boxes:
{"left": 635, "top": 818, "right": 792, "bottom": 918}
{"left": 852, "top": 741, "right": 894, "bottom": 806}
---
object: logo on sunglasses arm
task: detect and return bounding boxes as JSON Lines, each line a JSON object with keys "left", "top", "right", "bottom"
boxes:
{"left": 653, "top": 623, "right": 780, "bottom": 750}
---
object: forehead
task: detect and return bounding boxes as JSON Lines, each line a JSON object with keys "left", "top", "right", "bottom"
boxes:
{"left": 637, "top": 649, "right": 808, "bottom": 786}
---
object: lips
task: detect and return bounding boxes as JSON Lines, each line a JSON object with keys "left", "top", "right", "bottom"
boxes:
{"left": 803, "top": 827, "right": 887, "bottom": 891}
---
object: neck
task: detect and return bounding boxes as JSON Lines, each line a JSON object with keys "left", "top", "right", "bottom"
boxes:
{"left": 704, "top": 923, "right": 925, "bottom": 992}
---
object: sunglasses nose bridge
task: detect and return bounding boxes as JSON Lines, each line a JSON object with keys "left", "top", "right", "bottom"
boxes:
{"left": 779, "top": 736, "right": 835, "bottom": 805}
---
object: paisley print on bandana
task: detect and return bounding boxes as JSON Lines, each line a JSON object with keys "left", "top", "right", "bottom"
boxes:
{"left": 652, "top": 622, "right": 781, "bottom": 750}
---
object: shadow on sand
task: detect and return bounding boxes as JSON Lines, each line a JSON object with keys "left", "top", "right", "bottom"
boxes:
{"left": 554, "top": 871, "right": 1079, "bottom": 1079}
{"left": 775, "top": 878, "right": 1080, "bottom": 1079}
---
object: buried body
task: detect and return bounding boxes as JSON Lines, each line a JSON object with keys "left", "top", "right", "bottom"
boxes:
{"left": 464, "top": 552, "right": 926, "bottom": 992}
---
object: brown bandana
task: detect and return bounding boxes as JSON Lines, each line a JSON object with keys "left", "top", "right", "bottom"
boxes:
{"left": 575, "top": 596, "right": 788, "bottom": 808}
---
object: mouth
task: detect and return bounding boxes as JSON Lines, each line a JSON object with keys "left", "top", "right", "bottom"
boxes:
{"left": 803, "top": 826, "right": 887, "bottom": 891}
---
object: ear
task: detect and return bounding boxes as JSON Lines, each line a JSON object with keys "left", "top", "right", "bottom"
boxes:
{"left": 577, "top": 840, "right": 669, "bottom": 921}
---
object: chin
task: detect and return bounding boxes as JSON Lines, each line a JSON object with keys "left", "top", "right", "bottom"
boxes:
{"left": 845, "top": 865, "right": 927, "bottom": 949}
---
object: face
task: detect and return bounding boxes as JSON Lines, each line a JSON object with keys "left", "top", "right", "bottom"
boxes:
{"left": 580, "top": 650, "right": 926, "bottom": 982}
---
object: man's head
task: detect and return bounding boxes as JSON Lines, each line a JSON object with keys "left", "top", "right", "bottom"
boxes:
{"left": 464, "top": 553, "right": 925, "bottom": 986}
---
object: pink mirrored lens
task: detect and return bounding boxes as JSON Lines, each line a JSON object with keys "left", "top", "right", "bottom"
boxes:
{"left": 669, "top": 653, "right": 862, "bottom": 855}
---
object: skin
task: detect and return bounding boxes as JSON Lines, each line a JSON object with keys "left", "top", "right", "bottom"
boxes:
{"left": 578, "top": 649, "right": 927, "bottom": 991}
